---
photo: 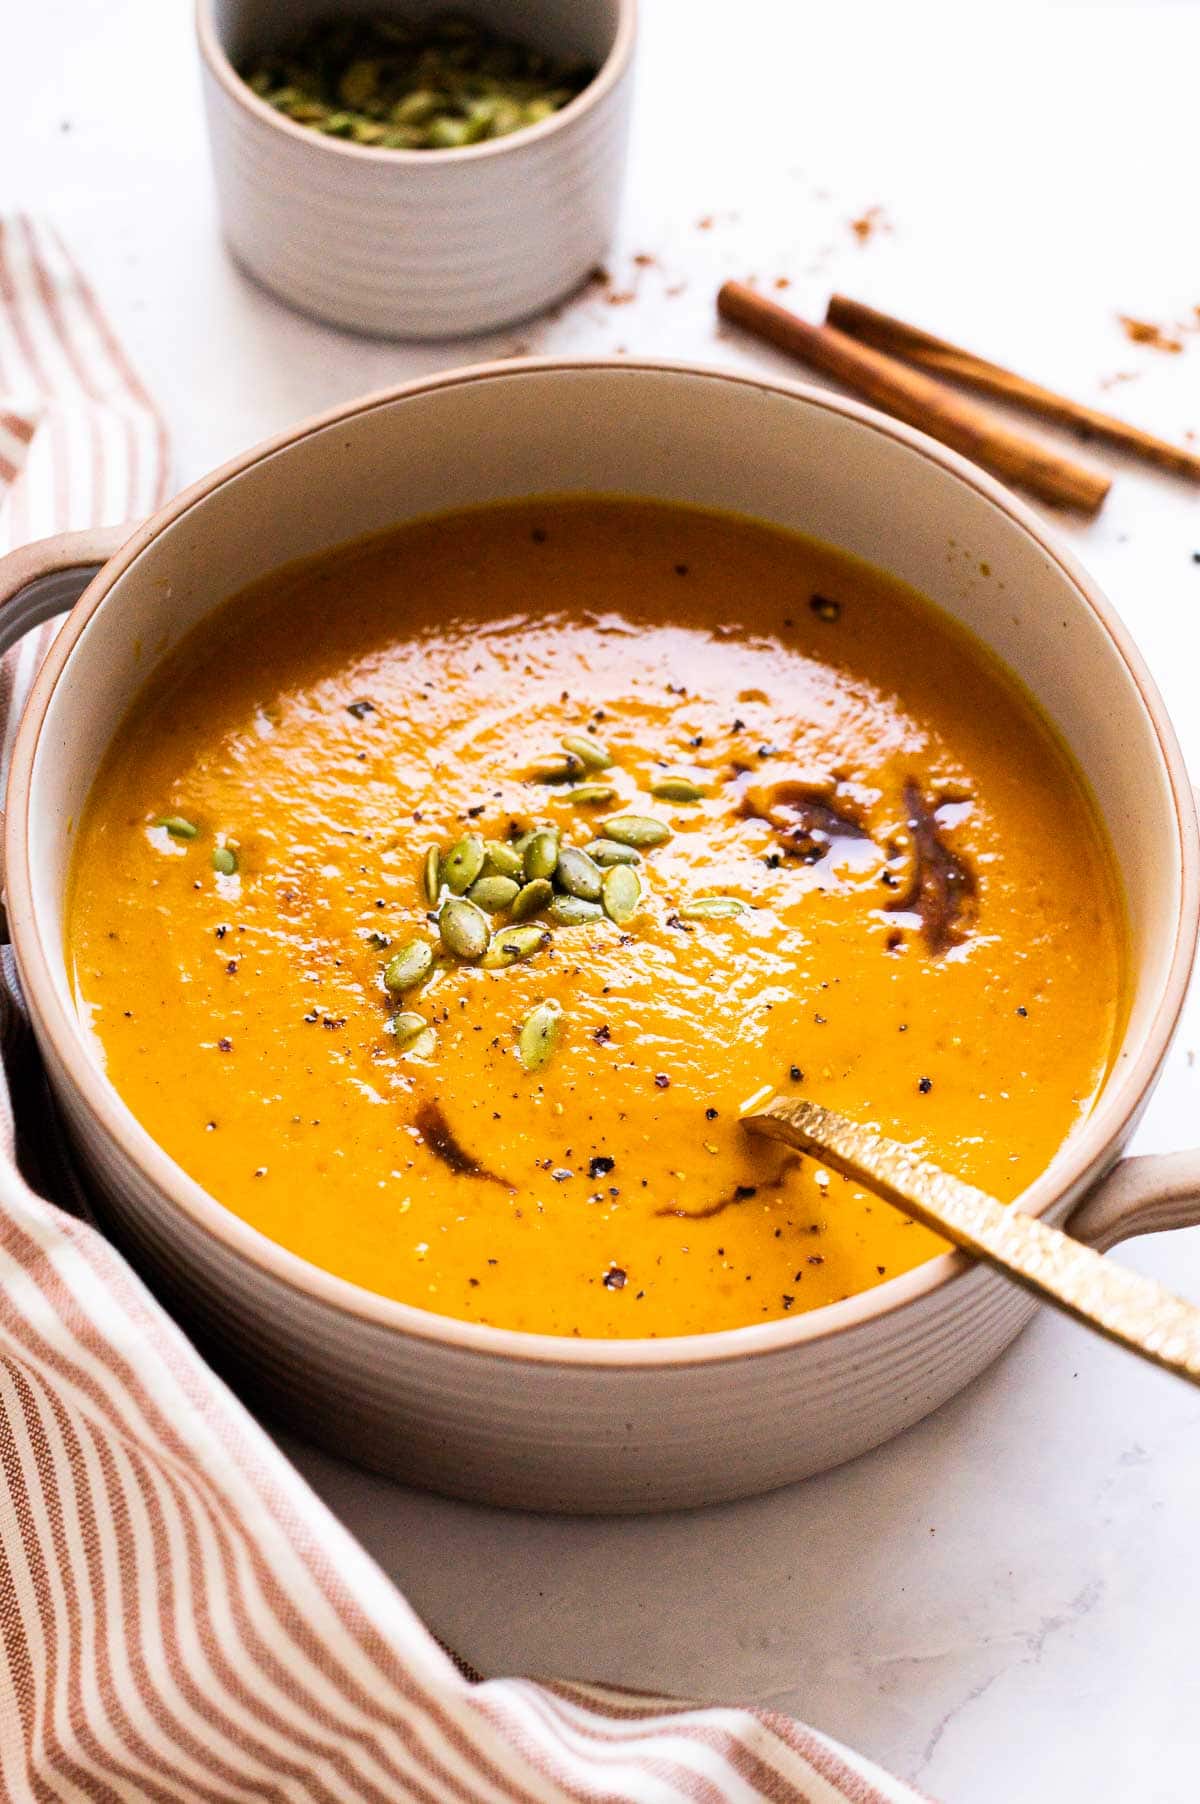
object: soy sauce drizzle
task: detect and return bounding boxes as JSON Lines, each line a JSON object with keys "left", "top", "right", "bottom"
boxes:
{"left": 886, "top": 781, "right": 977, "bottom": 956}
{"left": 415, "top": 1101, "right": 513, "bottom": 1189}
{"left": 737, "top": 778, "right": 870, "bottom": 865}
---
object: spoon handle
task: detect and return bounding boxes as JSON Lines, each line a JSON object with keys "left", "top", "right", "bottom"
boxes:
{"left": 748, "top": 1096, "right": 1200, "bottom": 1389}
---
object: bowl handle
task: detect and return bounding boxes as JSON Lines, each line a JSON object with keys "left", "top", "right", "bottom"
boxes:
{"left": 0, "top": 524, "right": 135, "bottom": 658}
{"left": 1066, "top": 1151, "right": 1200, "bottom": 1252}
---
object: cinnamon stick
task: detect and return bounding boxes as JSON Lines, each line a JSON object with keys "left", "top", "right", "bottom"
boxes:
{"left": 716, "top": 281, "right": 1110, "bottom": 516}
{"left": 826, "top": 294, "right": 1200, "bottom": 483}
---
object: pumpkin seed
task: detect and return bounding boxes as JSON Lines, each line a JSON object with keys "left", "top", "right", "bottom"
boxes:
{"left": 562, "top": 734, "right": 612, "bottom": 772}
{"left": 439, "top": 896, "right": 490, "bottom": 961}
{"left": 481, "top": 839, "right": 523, "bottom": 881}
{"left": 384, "top": 939, "right": 434, "bottom": 993}
{"left": 518, "top": 999, "right": 562, "bottom": 1072}
{"left": 468, "top": 875, "right": 521, "bottom": 914}
{"left": 386, "top": 1010, "right": 428, "bottom": 1049}
{"left": 442, "top": 832, "right": 485, "bottom": 893}
{"left": 482, "top": 924, "right": 551, "bottom": 969}
{"left": 555, "top": 845, "right": 603, "bottom": 901}
{"left": 566, "top": 783, "right": 617, "bottom": 806}
{"left": 548, "top": 895, "right": 603, "bottom": 926}
{"left": 157, "top": 815, "right": 198, "bottom": 840}
{"left": 602, "top": 814, "right": 672, "bottom": 849}
{"left": 601, "top": 864, "right": 641, "bottom": 925}
{"left": 211, "top": 846, "right": 238, "bottom": 876}
{"left": 523, "top": 827, "right": 560, "bottom": 882}
{"left": 584, "top": 838, "right": 641, "bottom": 867}
{"left": 650, "top": 777, "right": 708, "bottom": 803}
{"left": 422, "top": 844, "right": 442, "bottom": 906}
{"left": 427, "top": 116, "right": 471, "bottom": 147}
{"left": 390, "top": 87, "right": 441, "bottom": 127}
{"left": 511, "top": 877, "right": 554, "bottom": 919}
{"left": 679, "top": 896, "right": 750, "bottom": 921}
{"left": 531, "top": 758, "right": 581, "bottom": 786}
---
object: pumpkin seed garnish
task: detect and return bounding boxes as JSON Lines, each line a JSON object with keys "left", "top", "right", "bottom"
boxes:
{"left": 467, "top": 874, "right": 521, "bottom": 914}
{"left": 518, "top": 999, "right": 563, "bottom": 1073}
{"left": 211, "top": 846, "right": 238, "bottom": 875}
{"left": 157, "top": 815, "right": 198, "bottom": 840}
{"left": 566, "top": 783, "right": 617, "bottom": 806}
{"left": 547, "top": 895, "right": 604, "bottom": 926}
{"left": 601, "top": 863, "right": 641, "bottom": 925}
{"left": 602, "top": 814, "right": 672, "bottom": 849}
{"left": 422, "top": 844, "right": 442, "bottom": 906}
{"left": 679, "top": 896, "right": 750, "bottom": 920}
{"left": 384, "top": 939, "right": 435, "bottom": 993}
{"left": 555, "top": 845, "right": 603, "bottom": 901}
{"left": 386, "top": 1010, "right": 429, "bottom": 1049}
{"left": 562, "top": 734, "right": 612, "bottom": 772}
{"left": 523, "top": 827, "right": 560, "bottom": 882}
{"left": 442, "top": 832, "right": 485, "bottom": 894}
{"left": 533, "top": 764, "right": 582, "bottom": 787}
{"left": 482, "top": 924, "right": 551, "bottom": 969}
{"left": 481, "top": 839, "right": 523, "bottom": 881}
{"left": 511, "top": 877, "right": 554, "bottom": 920}
{"left": 584, "top": 838, "right": 642, "bottom": 867}
{"left": 650, "top": 777, "right": 708, "bottom": 803}
{"left": 439, "top": 895, "right": 490, "bottom": 961}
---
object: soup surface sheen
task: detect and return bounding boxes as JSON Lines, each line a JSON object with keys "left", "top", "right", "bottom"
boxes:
{"left": 70, "top": 499, "right": 1124, "bottom": 1337}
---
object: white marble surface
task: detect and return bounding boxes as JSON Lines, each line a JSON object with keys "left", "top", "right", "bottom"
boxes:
{"left": 7, "top": 2, "right": 1200, "bottom": 1797}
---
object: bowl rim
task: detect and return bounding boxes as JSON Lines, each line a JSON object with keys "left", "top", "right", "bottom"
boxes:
{"left": 195, "top": 0, "right": 637, "bottom": 167}
{"left": 8, "top": 355, "right": 1198, "bottom": 1372}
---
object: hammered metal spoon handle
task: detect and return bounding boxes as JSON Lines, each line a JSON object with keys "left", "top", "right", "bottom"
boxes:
{"left": 747, "top": 1096, "right": 1200, "bottom": 1388}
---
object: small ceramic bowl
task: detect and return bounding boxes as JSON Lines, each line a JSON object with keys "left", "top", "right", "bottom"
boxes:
{"left": 196, "top": 0, "right": 636, "bottom": 338}
{"left": 2, "top": 361, "right": 1198, "bottom": 1513}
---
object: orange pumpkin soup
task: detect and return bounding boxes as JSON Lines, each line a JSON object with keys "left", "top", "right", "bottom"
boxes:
{"left": 68, "top": 499, "right": 1124, "bottom": 1337}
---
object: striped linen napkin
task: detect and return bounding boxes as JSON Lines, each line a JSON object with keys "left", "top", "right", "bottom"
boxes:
{"left": 0, "top": 215, "right": 934, "bottom": 1804}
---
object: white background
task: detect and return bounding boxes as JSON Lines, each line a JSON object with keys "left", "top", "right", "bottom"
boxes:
{"left": 5, "top": 3, "right": 1200, "bottom": 1798}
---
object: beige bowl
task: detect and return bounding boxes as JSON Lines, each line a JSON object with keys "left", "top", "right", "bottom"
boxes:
{"left": 2, "top": 360, "right": 1198, "bottom": 1513}
{"left": 196, "top": 0, "right": 635, "bottom": 338}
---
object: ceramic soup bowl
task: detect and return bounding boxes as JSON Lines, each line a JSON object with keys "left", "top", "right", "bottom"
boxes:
{"left": 2, "top": 361, "right": 1197, "bottom": 1513}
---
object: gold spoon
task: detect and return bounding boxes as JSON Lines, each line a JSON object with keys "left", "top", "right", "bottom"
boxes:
{"left": 746, "top": 1095, "right": 1200, "bottom": 1388}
